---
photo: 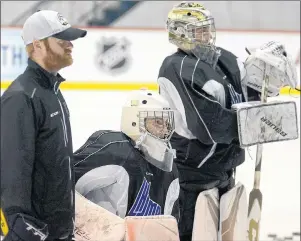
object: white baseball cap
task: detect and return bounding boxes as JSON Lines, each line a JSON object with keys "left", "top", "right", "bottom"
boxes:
{"left": 22, "top": 10, "right": 87, "bottom": 45}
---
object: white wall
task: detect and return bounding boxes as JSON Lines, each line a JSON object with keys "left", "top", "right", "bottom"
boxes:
{"left": 112, "top": 1, "right": 300, "bottom": 31}
{"left": 1, "top": 27, "right": 300, "bottom": 87}
{"left": 0, "top": 1, "right": 119, "bottom": 26}
{"left": 1, "top": 1, "right": 300, "bottom": 31}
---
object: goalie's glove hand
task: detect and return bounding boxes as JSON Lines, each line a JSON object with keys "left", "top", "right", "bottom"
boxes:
{"left": 244, "top": 41, "right": 298, "bottom": 97}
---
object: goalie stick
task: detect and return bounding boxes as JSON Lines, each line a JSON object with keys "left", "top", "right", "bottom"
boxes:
{"left": 246, "top": 47, "right": 270, "bottom": 241}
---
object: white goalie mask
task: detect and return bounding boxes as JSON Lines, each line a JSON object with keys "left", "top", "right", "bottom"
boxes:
{"left": 167, "top": 2, "right": 221, "bottom": 68}
{"left": 121, "top": 90, "right": 176, "bottom": 172}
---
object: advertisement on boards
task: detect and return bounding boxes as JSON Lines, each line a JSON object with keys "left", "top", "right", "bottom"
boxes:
{"left": 1, "top": 27, "right": 300, "bottom": 87}
{"left": 1, "top": 28, "right": 28, "bottom": 80}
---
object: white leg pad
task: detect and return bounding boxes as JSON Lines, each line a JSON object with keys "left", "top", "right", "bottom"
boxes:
{"left": 124, "top": 215, "right": 180, "bottom": 241}
{"left": 192, "top": 188, "right": 219, "bottom": 241}
{"left": 219, "top": 182, "right": 248, "bottom": 241}
{"left": 74, "top": 191, "right": 125, "bottom": 241}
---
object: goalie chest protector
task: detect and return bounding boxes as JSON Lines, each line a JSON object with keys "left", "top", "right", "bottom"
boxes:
{"left": 73, "top": 130, "right": 179, "bottom": 219}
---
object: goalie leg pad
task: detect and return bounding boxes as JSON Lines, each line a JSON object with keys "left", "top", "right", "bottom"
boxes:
{"left": 192, "top": 188, "right": 219, "bottom": 241}
{"left": 124, "top": 215, "right": 180, "bottom": 241}
{"left": 74, "top": 191, "right": 125, "bottom": 241}
{"left": 219, "top": 182, "right": 248, "bottom": 241}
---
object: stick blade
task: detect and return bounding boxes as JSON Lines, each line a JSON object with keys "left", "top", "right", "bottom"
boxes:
{"left": 247, "top": 189, "right": 263, "bottom": 241}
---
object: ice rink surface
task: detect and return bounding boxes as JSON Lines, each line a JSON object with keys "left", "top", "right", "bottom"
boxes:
{"left": 66, "top": 91, "right": 300, "bottom": 240}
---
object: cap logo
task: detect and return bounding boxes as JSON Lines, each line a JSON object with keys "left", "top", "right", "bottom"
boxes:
{"left": 57, "top": 13, "right": 68, "bottom": 26}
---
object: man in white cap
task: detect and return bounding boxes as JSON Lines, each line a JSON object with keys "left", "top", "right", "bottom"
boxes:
{"left": 1, "top": 10, "right": 86, "bottom": 241}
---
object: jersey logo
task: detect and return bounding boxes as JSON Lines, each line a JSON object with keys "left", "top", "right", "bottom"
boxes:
{"left": 128, "top": 178, "right": 161, "bottom": 216}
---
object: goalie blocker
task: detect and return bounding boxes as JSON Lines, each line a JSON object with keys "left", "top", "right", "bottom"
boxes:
{"left": 232, "top": 100, "right": 299, "bottom": 148}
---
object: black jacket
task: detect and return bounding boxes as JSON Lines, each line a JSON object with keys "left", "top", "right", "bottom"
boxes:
{"left": 1, "top": 59, "right": 74, "bottom": 240}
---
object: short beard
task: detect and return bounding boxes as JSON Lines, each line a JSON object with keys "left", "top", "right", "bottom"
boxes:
{"left": 43, "top": 39, "right": 73, "bottom": 73}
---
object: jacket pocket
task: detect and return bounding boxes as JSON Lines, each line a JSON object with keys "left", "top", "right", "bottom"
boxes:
{"left": 40, "top": 179, "right": 47, "bottom": 215}
{"left": 32, "top": 173, "right": 47, "bottom": 217}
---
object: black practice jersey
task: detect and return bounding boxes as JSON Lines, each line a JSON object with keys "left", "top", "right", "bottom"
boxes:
{"left": 158, "top": 48, "right": 260, "bottom": 190}
{"left": 73, "top": 130, "right": 180, "bottom": 220}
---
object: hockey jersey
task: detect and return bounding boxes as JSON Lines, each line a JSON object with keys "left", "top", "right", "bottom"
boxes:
{"left": 73, "top": 130, "right": 180, "bottom": 220}
{"left": 158, "top": 48, "right": 260, "bottom": 191}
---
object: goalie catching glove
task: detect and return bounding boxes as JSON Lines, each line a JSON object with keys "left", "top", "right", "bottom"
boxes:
{"left": 244, "top": 41, "right": 298, "bottom": 97}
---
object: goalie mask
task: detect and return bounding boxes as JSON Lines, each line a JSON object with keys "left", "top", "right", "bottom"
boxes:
{"left": 121, "top": 90, "right": 176, "bottom": 172}
{"left": 167, "top": 1, "right": 221, "bottom": 68}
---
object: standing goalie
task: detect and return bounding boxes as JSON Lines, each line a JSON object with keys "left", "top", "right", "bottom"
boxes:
{"left": 157, "top": 2, "right": 298, "bottom": 241}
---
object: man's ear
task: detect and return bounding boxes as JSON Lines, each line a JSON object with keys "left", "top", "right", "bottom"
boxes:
{"left": 33, "top": 40, "right": 42, "bottom": 50}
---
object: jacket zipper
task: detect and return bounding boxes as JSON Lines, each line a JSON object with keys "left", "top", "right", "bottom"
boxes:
{"left": 57, "top": 99, "right": 68, "bottom": 145}
{"left": 54, "top": 82, "right": 73, "bottom": 211}
{"left": 60, "top": 117, "right": 67, "bottom": 147}
{"left": 69, "top": 156, "right": 73, "bottom": 207}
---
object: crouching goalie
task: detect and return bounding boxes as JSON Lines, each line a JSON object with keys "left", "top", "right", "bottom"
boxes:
{"left": 73, "top": 90, "right": 180, "bottom": 220}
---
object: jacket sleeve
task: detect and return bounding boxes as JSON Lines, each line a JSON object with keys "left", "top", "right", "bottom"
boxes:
{"left": 1, "top": 93, "right": 49, "bottom": 240}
